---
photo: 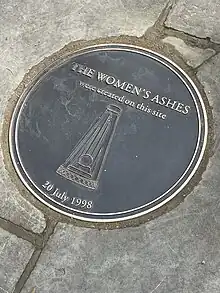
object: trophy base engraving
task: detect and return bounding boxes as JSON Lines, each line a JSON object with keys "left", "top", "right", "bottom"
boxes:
{"left": 56, "top": 165, "right": 97, "bottom": 190}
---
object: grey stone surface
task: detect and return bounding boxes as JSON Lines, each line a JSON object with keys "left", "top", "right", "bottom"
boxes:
{"left": 197, "top": 53, "right": 220, "bottom": 161}
{"left": 166, "top": 0, "right": 220, "bottom": 43}
{"left": 0, "top": 148, "right": 46, "bottom": 233}
{"left": 163, "top": 36, "right": 215, "bottom": 67}
{"left": 0, "top": 227, "right": 33, "bottom": 293}
{"left": 0, "top": 0, "right": 169, "bottom": 233}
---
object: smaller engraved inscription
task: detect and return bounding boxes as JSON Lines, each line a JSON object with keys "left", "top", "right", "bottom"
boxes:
{"left": 9, "top": 44, "right": 208, "bottom": 223}
{"left": 42, "top": 180, "right": 93, "bottom": 209}
{"left": 56, "top": 104, "right": 121, "bottom": 190}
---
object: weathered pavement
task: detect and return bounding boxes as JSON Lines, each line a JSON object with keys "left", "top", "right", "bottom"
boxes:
{"left": 0, "top": 0, "right": 220, "bottom": 292}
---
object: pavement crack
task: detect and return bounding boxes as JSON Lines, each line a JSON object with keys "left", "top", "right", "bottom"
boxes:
{"left": 0, "top": 217, "right": 43, "bottom": 248}
{"left": 13, "top": 249, "right": 42, "bottom": 293}
{"left": 142, "top": 0, "right": 177, "bottom": 40}
{"left": 154, "top": 0, "right": 177, "bottom": 29}
{"left": 13, "top": 218, "right": 57, "bottom": 293}
{"left": 164, "top": 27, "right": 220, "bottom": 52}
{"left": 41, "top": 217, "right": 58, "bottom": 247}
{"left": 194, "top": 51, "right": 219, "bottom": 71}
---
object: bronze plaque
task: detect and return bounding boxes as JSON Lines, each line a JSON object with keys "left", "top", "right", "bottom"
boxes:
{"left": 9, "top": 45, "right": 208, "bottom": 222}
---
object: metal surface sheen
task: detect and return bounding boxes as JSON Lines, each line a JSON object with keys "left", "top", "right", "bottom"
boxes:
{"left": 9, "top": 44, "right": 208, "bottom": 222}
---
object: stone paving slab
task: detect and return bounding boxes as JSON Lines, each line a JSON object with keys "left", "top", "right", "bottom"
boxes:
{"left": 197, "top": 54, "right": 220, "bottom": 158}
{"left": 0, "top": 227, "right": 33, "bottom": 293}
{"left": 21, "top": 199, "right": 220, "bottom": 293}
{"left": 166, "top": 0, "right": 220, "bottom": 43}
{"left": 0, "top": 156, "right": 46, "bottom": 234}
{"left": 163, "top": 36, "right": 215, "bottom": 67}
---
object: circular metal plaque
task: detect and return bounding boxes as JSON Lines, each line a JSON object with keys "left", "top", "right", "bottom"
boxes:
{"left": 9, "top": 44, "right": 208, "bottom": 222}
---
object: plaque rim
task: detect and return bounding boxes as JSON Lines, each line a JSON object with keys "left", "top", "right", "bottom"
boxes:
{"left": 9, "top": 44, "right": 208, "bottom": 222}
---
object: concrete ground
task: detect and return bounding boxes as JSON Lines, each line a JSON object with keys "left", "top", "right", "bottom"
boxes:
{"left": 0, "top": 0, "right": 220, "bottom": 292}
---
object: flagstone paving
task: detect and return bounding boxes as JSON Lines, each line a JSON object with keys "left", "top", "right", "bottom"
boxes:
{"left": 1, "top": 1, "right": 220, "bottom": 292}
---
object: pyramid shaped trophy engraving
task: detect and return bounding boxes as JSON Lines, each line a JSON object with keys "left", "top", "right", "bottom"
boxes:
{"left": 56, "top": 104, "right": 122, "bottom": 190}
